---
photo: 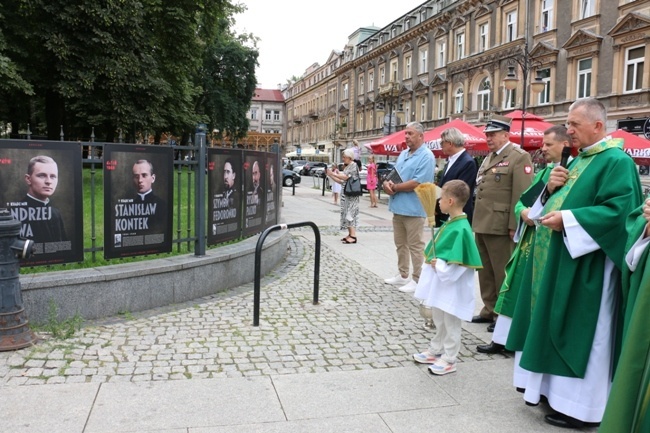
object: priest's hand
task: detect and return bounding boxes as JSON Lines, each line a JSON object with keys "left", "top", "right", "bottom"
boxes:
{"left": 547, "top": 166, "right": 569, "bottom": 194}
{"left": 429, "top": 258, "right": 437, "bottom": 268}
{"left": 539, "top": 211, "right": 564, "bottom": 232}
{"left": 521, "top": 208, "right": 535, "bottom": 226}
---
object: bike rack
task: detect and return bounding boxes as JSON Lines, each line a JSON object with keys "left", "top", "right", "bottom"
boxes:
{"left": 253, "top": 221, "right": 321, "bottom": 326}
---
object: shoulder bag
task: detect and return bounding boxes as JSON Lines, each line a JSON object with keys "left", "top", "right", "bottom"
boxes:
{"left": 344, "top": 175, "right": 362, "bottom": 196}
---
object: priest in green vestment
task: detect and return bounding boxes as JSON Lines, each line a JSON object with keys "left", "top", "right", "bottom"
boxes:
{"left": 600, "top": 200, "right": 650, "bottom": 433}
{"left": 480, "top": 126, "right": 572, "bottom": 356}
{"left": 512, "top": 98, "right": 643, "bottom": 429}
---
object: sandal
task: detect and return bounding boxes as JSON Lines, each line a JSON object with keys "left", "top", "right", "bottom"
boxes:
{"left": 342, "top": 236, "right": 357, "bottom": 244}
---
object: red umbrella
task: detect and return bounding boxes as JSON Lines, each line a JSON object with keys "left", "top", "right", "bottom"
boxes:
{"left": 504, "top": 110, "right": 554, "bottom": 149}
{"left": 611, "top": 129, "right": 650, "bottom": 166}
{"left": 422, "top": 118, "right": 488, "bottom": 157}
{"left": 364, "top": 129, "right": 407, "bottom": 156}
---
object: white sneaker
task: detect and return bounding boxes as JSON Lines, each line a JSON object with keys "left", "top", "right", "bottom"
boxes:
{"left": 384, "top": 274, "right": 410, "bottom": 285}
{"left": 398, "top": 280, "right": 418, "bottom": 293}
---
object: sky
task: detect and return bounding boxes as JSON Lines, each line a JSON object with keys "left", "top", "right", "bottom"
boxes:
{"left": 233, "top": 0, "right": 427, "bottom": 89}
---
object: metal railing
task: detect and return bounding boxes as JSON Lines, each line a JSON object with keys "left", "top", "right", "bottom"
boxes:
{"left": 253, "top": 222, "right": 320, "bottom": 326}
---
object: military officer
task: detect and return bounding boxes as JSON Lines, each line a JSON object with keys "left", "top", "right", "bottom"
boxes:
{"left": 471, "top": 115, "right": 533, "bottom": 329}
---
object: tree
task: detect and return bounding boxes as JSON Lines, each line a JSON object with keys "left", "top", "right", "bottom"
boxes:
{"left": 0, "top": 0, "right": 257, "bottom": 142}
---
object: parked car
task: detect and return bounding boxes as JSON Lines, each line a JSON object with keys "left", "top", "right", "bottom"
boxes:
{"left": 283, "top": 169, "right": 301, "bottom": 187}
{"left": 286, "top": 159, "right": 307, "bottom": 171}
{"left": 301, "top": 161, "right": 329, "bottom": 176}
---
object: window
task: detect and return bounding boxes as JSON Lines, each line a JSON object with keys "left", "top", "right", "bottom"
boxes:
{"left": 479, "top": 23, "right": 489, "bottom": 52}
{"left": 273, "top": 110, "right": 280, "bottom": 121}
{"left": 477, "top": 77, "right": 491, "bottom": 110}
{"left": 343, "top": 83, "right": 349, "bottom": 99}
{"left": 421, "top": 9, "right": 427, "bottom": 21}
{"left": 506, "top": 11, "right": 517, "bottom": 42}
{"left": 541, "top": 0, "right": 553, "bottom": 31}
{"left": 250, "top": 108, "right": 257, "bottom": 120}
{"left": 380, "top": 66, "right": 386, "bottom": 85}
{"left": 577, "top": 58, "right": 592, "bottom": 98}
{"left": 359, "top": 75, "right": 364, "bottom": 95}
{"left": 405, "top": 55, "right": 412, "bottom": 79}
{"left": 369, "top": 71, "right": 374, "bottom": 91}
{"left": 390, "top": 59, "right": 398, "bottom": 81}
{"left": 437, "top": 92, "right": 445, "bottom": 119}
{"left": 420, "top": 48, "right": 428, "bottom": 73}
{"left": 404, "top": 100, "right": 411, "bottom": 123}
{"left": 454, "top": 87, "right": 464, "bottom": 113}
{"left": 404, "top": 19, "right": 411, "bottom": 31}
{"left": 625, "top": 45, "right": 645, "bottom": 92}
{"left": 437, "top": 40, "right": 446, "bottom": 67}
{"left": 580, "top": 0, "right": 594, "bottom": 19}
{"left": 504, "top": 88, "right": 516, "bottom": 109}
{"left": 456, "top": 32, "right": 465, "bottom": 60}
{"left": 391, "top": 27, "right": 398, "bottom": 38}
{"left": 537, "top": 68, "right": 551, "bottom": 105}
{"left": 420, "top": 97, "right": 427, "bottom": 121}
{"left": 265, "top": 110, "right": 272, "bottom": 121}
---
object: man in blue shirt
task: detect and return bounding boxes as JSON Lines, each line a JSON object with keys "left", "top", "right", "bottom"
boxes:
{"left": 382, "top": 122, "right": 435, "bottom": 292}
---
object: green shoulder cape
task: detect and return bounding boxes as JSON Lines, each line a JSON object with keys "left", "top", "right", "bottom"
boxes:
{"left": 425, "top": 215, "right": 482, "bottom": 269}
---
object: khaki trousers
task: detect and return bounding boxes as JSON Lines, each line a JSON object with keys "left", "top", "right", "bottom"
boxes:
{"left": 475, "top": 233, "right": 515, "bottom": 320}
{"left": 392, "top": 214, "right": 426, "bottom": 282}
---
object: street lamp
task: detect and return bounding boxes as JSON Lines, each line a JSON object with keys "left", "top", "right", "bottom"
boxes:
{"left": 378, "top": 81, "right": 401, "bottom": 135}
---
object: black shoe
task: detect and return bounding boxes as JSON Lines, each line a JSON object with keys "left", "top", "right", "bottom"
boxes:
{"left": 487, "top": 322, "right": 495, "bottom": 332}
{"left": 471, "top": 315, "right": 492, "bottom": 323}
{"left": 476, "top": 342, "right": 505, "bottom": 354}
{"left": 544, "top": 412, "right": 600, "bottom": 429}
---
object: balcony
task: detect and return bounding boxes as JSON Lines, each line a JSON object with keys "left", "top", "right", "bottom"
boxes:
{"left": 308, "top": 110, "right": 318, "bottom": 119}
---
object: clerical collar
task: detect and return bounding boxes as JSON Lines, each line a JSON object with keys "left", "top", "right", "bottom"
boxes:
{"left": 27, "top": 194, "right": 49, "bottom": 205}
{"left": 579, "top": 136, "right": 611, "bottom": 153}
{"left": 137, "top": 190, "right": 153, "bottom": 201}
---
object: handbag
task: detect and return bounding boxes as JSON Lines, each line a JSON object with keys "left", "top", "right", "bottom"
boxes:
{"left": 344, "top": 176, "right": 362, "bottom": 196}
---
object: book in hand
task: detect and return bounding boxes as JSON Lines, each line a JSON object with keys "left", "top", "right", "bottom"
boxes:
{"left": 384, "top": 167, "right": 403, "bottom": 184}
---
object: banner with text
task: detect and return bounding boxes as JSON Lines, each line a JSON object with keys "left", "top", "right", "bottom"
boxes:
{"left": 207, "top": 148, "right": 243, "bottom": 245}
{"left": 103, "top": 143, "right": 173, "bottom": 259}
{"left": 0, "top": 140, "right": 84, "bottom": 266}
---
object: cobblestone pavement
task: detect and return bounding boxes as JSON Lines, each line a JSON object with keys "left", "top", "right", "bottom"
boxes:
{"left": 0, "top": 232, "right": 508, "bottom": 387}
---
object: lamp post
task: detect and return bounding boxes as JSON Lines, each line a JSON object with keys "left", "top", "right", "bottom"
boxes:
{"left": 501, "top": 0, "right": 546, "bottom": 147}
{"left": 378, "top": 81, "right": 401, "bottom": 135}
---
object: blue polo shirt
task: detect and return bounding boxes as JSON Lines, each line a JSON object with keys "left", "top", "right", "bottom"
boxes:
{"left": 388, "top": 145, "right": 435, "bottom": 217}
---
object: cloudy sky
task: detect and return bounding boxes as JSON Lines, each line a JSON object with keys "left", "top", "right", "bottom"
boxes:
{"left": 234, "top": 0, "right": 426, "bottom": 89}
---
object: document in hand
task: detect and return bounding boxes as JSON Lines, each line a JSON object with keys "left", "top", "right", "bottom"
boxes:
{"left": 384, "top": 167, "right": 403, "bottom": 184}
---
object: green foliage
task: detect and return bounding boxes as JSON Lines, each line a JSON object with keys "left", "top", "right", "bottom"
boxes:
{"left": 0, "top": 0, "right": 258, "bottom": 143}
{"left": 35, "top": 300, "right": 84, "bottom": 340}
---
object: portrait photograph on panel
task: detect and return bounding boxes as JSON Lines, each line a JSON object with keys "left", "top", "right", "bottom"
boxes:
{"left": 0, "top": 140, "right": 83, "bottom": 266}
{"left": 103, "top": 143, "right": 173, "bottom": 259}
{"left": 264, "top": 153, "right": 279, "bottom": 228}
{"left": 242, "top": 151, "right": 266, "bottom": 237}
{"left": 207, "top": 148, "right": 242, "bottom": 245}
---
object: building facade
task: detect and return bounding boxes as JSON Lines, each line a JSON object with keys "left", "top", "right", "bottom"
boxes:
{"left": 284, "top": 0, "right": 650, "bottom": 161}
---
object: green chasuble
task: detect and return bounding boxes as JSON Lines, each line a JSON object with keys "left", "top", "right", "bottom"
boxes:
{"left": 495, "top": 165, "right": 552, "bottom": 320}
{"left": 600, "top": 206, "right": 650, "bottom": 433}
{"left": 424, "top": 215, "right": 482, "bottom": 269}
{"left": 518, "top": 139, "right": 642, "bottom": 378}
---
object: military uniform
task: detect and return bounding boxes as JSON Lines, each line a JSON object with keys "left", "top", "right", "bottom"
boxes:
{"left": 473, "top": 143, "right": 533, "bottom": 320}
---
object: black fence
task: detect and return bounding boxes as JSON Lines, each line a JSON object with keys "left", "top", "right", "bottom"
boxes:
{"left": 0, "top": 127, "right": 281, "bottom": 266}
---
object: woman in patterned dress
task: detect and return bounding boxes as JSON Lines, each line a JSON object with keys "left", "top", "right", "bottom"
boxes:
{"left": 326, "top": 148, "right": 359, "bottom": 244}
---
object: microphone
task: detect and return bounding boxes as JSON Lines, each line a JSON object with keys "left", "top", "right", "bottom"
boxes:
{"left": 559, "top": 146, "right": 571, "bottom": 168}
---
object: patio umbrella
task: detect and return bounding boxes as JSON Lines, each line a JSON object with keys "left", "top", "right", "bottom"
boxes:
{"left": 422, "top": 118, "right": 488, "bottom": 157}
{"left": 364, "top": 129, "right": 407, "bottom": 156}
{"left": 611, "top": 129, "right": 650, "bottom": 166}
{"left": 504, "top": 110, "right": 554, "bottom": 149}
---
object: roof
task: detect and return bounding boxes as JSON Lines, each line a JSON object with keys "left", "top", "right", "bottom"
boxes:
{"left": 252, "top": 88, "right": 285, "bottom": 102}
